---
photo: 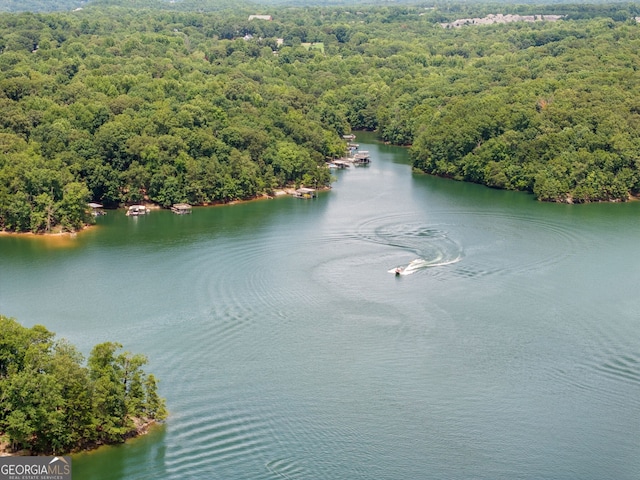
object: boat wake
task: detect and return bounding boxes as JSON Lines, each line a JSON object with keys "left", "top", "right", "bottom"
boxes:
{"left": 388, "top": 255, "right": 462, "bottom": 276}
{"left": 355, "top": 215, "right": 464, "bottom": 277}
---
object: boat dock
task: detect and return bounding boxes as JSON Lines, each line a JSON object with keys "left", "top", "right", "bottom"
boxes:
{"left": 171, "top": 203, "right": 192, "bottom": 214}
{"left": 329, "top": 159, "right": 351, "bottom": 169}
{"left": 126, "top": 205, "right": 150, "bottom": 216}
{"left": 326, "top": 133, "right": 373, "bottom": 170}
{"left": 88, "top": 202, "right": 106, "bottom": 216}
{"left": 353, "top": 151, "right": 371, "bottom": 165}
{"left": 293, "top": 187, "right": 317, "bottom": 199}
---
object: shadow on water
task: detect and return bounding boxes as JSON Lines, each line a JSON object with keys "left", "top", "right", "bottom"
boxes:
{"left": 72, "top": 424, "right": 167, "bottom": 480}
{"left": 0, "top": 194, "right": 331, "bottom": 259}
{"left": 353, "top": 131, "right": 412, "bottom": 166}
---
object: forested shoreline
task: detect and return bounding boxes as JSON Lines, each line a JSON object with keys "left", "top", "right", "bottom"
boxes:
{"left": 0, "top": 316, "right": 167, "bottom": 455}
{"left": 1, "top": 2, "right": 640, "bottom": 233}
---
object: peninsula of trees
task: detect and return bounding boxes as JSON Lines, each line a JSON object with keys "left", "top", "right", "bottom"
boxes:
{"left": 2, "top": 2, "right": 640, "bottom": 233}
{"left": 0, "top": 315, "right": 167, "bottom": 455}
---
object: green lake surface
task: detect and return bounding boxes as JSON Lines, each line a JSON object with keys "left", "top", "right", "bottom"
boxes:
{"left": 1, "top": 132, "right": 640, "bottom": 479}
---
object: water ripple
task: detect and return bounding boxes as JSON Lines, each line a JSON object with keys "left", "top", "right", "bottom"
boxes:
{"left": 265, "top": 458, "right": 308, "bottom": 479}
{"left": 356, "top": 214, "right": 464, "bottom": 276}
{"left": 165, "top": 407, "right": 273, "bottom": 477}
{"left": 447, "top": 210, "right": 591, "bottom": 277}
{"left": 353, "top": 209, "right": 594, "bottom": 279}
{"left": 595, "top": 353, "right": 640, "bottom": 386}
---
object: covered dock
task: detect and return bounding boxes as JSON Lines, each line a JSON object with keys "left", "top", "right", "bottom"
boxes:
{"left": 126, "top": 205, "right": 150, "bottom": 216}
{"left": 353, "top": 151, "right": 371, "bottom": 165}
{"left": 293, "top": 188, "right": 317, "bottom": 199}
{"left": 331, "top": 160, "right": 351, "bottom": 169}
{"left": 171, "top": 203, "right": 192, "bottom": 214}
{"left": 88, "top": 202, "right": 105, "bottom": 216}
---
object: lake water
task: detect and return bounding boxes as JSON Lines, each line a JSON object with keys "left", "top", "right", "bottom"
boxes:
{"left": 1, "top": 132, "right": 640, "bottom": 479}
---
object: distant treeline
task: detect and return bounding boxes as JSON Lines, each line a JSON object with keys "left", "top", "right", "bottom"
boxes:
{"left": 1, "top": 4, "right": 640, "bottom": 232}
{"left": 0, "top": 315, "right": 167, "bottom": 455}
{"left": 4, "top": 0, "right": 640, "bottom": 15}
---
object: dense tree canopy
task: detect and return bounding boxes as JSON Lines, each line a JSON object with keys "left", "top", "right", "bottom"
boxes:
{"left": 407, "top": 15, "right": 640, "bottom": 202}
{"left": 0, "top": 315, "right": 167, "bottom": 454}
{"left": 1, "top": 3, "right": 640, "bottom": 232}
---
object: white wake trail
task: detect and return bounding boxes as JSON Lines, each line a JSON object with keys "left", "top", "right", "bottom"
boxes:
{"left": 389, "top": 256, "right": 461, "bottom": 276}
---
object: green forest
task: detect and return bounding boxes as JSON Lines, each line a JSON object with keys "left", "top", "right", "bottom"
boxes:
{"left": 0, "top": 315, "right": 167, "bottom": 455}
{"left": 1, "top": 2, "right": 640, "bottom": 232}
